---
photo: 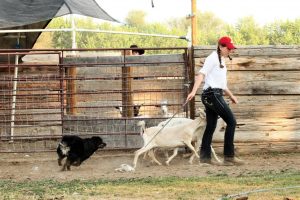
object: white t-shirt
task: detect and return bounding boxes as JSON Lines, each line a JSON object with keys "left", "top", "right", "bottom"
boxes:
{"left": 199, "top": 51, "right": 228, "bottom": 90}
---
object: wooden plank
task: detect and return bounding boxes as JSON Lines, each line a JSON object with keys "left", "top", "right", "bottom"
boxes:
{"left": 77, "top": 64, "right": 185, "bottom": 77}
{"left": 232, "top": 95, "right": 300, "bottom": 119}
{"left": 191, "top": 71, "right": 300, "bottom": 95}
{"left": 76, "top": 80, "right": 122, "bottom": 91}
{"left": 213, "top": 130, "right": 300, "bottom": 142}
{"left": 76, "top": 94, "right": 122, "bottom": 102}
{"left": 195, "top": 56, "right": 300, "bottom": 71}
{"left": 227, "top": 71, "right": 300, "bottom": 94}
{"left": 196, "top": 95, "right": 300, "bottom": 119}
{"left": 194, "top": 45, "right": 300, "bottom": 58}
{"left": 199, "top": 117, "right": 300, "bottom": 142}
{"left": 76, "top": 79, "right": 185, "bottom": 91}
{"left": 131, "top": 64, "right": 185, "bottom": 77}
{"left": 64, "top": 54, "right": 185, "bottom": 67}
{"left": 212, "top": 142, "right": 300, "bottom": 154}
{"left": 132, "top": 79, "right": 185, "bottom": 90}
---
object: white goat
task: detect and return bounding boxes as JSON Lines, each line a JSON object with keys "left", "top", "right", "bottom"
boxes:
{"left": 133, "top": 116, "right": 206, "bottom": 168}
{"left": 156, "top": 100, "right": 186, "bottom": 117}
{"left": 157, "top": 117, "right": 192, "bottom": 128}
{"left": 138, "top": 114, "right": 224, "bottom": 166}
{"left": 138, "top": 118, "right": 191, "bottom": 165}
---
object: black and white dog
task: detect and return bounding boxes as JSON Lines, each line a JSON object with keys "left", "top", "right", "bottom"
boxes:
{"left": 57, "top": 135, "right": 106, "bottom": 171}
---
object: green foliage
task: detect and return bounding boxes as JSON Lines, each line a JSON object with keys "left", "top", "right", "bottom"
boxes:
{"left": 196, "top": 11, "right": 228, "bottom": 45}
{"left": 48, "top": 17, "right": 72, "bottom": 48}
{"left": 266, "top": 19, "right": 300, "bottom": 45}
{"left": 45, "top": 11, "right": 300, "bottom": 50}
{"left": 125, "top": 10, "right": 147, "bottom": 27}
{"left": 234, "top": 16, "right": 269, "bottom": 45}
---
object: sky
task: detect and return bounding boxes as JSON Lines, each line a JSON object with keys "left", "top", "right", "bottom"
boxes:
{"left": 98, "top": 0, "right": 300, "bottom": 26}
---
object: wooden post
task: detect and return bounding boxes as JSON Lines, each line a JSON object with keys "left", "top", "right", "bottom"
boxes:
{"left": 67, "top": 66, "right": 77, "bottom": 115}
{"left": 121, "top": 50, "right": 133, "bottom": 117}
{"left": 188, "top": 48, "right": 195, "bottom": 119}
{"left": 191, "top": 0, "right": 198, "bottom": 46}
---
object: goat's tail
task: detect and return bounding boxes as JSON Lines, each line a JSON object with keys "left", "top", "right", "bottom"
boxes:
{"left": 137, "top": 121, "right": 146, "bottom": 135}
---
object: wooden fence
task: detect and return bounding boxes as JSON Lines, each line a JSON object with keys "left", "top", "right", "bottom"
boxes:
{"left": 193, "top": 46, "right": 300, "bottom": 153}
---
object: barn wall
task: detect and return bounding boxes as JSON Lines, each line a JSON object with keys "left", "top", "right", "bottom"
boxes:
{"left": 193, "top": 45, "right": 300, "bottom": 152}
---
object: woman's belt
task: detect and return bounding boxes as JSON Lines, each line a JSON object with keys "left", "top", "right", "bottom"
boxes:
{"left": 203, "top": 87, "right": 223, "bottom": 95}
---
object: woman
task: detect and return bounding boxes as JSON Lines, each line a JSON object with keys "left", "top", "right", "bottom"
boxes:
{"left": 186, "top": 36, "right": 244, "bottom": 166}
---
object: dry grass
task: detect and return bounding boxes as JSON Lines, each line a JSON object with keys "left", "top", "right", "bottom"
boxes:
{"left": 0, "top": 170, "right": 299, "bottom": 200}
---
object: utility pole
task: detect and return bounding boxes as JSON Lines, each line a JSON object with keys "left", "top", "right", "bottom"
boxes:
{"left": 191, "top": 0, "right": 197, "bottom": 46}
{"left": 188, "top": 0, "right": 198, "bottom": 119}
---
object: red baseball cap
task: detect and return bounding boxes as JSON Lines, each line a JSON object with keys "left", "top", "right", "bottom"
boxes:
{"left": 218, "top": 36, "right": 236, "bottom": 50}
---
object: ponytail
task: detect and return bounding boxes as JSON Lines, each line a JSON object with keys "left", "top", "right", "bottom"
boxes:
{"left": 217, "top": 45, "right": 233, "bottom": 68}
{"left": 217, "top": 46, "right": 224, "bottom": 68}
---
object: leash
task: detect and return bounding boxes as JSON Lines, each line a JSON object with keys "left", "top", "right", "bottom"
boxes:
{"left": 143, "top": 100, "right": 190, "bottom": 148}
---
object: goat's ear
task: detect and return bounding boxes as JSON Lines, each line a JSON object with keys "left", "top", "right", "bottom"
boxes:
{"left": 197, "top": 108, "right": 206, "bottom": 118}
{"left": 115, "top": 106, "right": 120, "bottom": 109}
{"left": 133, "top": 104, "right": 142, "bottom": 108}
{"left": 137, "top": 120, "right": 145, "bottom": 127}
{"left": 200, "top": 112, "right": 206, "bottom": 118}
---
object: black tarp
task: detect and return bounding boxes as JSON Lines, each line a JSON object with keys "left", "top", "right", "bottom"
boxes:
{"left": 0, "top": 0, "right": 117, "bottom": 63}
{"left": 0, "top": 0, "right": 117, "bottom": 29}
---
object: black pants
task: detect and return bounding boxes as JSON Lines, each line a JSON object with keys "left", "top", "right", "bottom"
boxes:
{"left": 200, "top": 88, "right": 236, "bottom": 159}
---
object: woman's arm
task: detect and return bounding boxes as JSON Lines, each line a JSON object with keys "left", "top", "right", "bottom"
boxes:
{"left": 186, "top": 73, "right": 205, "bottom": 102}
{"left": 224, "top": 88, "right": 238, "bottom": 104}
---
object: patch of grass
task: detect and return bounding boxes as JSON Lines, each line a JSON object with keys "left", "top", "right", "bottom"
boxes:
{"left": 0, "top": 170, "right": 299, "bottom": 200}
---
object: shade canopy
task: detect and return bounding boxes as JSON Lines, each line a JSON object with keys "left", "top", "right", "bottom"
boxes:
{"left": 0, "top": 0, "right": 118, "bottom": 63}
{"left": 0, "top": 0, "right": 117, "bottom": 29}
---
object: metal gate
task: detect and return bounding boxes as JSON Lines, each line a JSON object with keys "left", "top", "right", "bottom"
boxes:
{"left": 0, "top": 47, "right": 191, "bottom": 153}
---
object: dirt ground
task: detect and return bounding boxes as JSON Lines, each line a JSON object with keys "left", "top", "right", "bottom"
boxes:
{"left": 0, "top": 150, "right": 299, "bottom": 181}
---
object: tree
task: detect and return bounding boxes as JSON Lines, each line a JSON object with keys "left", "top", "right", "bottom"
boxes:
{"left": 266, "top": 19, "right": 300, "bottom": 45}
{"left": 196, "top": 11, "right": 227, "bottom": 45}
{"left": 235, "top": 16, "right": 268, "bottom": 45}
{"left": 125, "top": 10, "right": 147, "bottom": 27}
{"left": 48, "top": 17, "right": 72, "bottom": 48}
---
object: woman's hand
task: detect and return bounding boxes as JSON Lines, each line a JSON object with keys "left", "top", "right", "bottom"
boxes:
{"left": 230, "top": 95, "right": 238, "bottom": 104}
{"left": 186, "top": 92, "right": 196, "bottom": 102}
{"left": 224, "top": 88, "right": 238, "bottom": 104}
{"left": 185, "top": 73, "right": 204, "bottom": 103}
